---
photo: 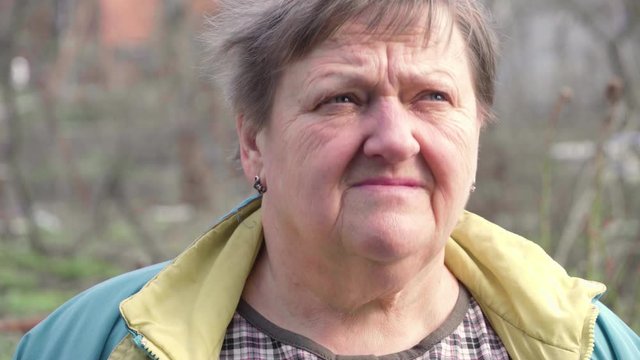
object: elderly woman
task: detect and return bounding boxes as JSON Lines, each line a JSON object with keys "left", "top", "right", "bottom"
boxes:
{"left": 14, "top": 0, "right": 640, "bottom": 359}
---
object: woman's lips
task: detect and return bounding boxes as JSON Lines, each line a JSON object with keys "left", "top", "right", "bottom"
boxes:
{"left": 353, "top": 177, "right": 423, "bottom": 188}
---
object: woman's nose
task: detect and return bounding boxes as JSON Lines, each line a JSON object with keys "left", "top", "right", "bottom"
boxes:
{"left": 362, "top": 99, "right": 420, "bottom": 163}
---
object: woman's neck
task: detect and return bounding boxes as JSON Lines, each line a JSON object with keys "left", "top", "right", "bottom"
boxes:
{"left": 242, "top": 242, "right": 460, "bottom": 356}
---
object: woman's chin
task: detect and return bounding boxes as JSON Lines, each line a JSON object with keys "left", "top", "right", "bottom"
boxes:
{"left": 343, "top": 220, "right": 439, "bottom": 265}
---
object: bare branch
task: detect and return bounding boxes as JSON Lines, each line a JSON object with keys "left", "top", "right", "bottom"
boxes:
{"left": 0, "top": 0, "right": 46, "bottom": 254}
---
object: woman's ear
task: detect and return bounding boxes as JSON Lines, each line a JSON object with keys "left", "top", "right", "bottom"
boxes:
{"left": 236, "top": 114, "right": 263, "bottom": 182}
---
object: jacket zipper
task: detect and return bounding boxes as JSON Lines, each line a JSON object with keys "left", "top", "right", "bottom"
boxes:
{"left": 129, "top": 329, "right": 161, "bottom": 360}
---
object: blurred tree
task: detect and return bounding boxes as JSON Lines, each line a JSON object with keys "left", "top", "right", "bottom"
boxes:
{"left": 0, "top": 0, "right": 45, "bottom": 254}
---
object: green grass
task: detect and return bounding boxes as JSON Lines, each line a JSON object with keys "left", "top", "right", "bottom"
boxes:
{"left": 0, "top": 333, "right": 21, "bottom": 360}
{"left": 1, "top": 289, "right": 75, "bottom": 317}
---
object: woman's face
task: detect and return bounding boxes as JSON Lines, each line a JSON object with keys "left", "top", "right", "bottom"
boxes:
{"left": 239, "top": 15, "right": 481, "bottom": 268}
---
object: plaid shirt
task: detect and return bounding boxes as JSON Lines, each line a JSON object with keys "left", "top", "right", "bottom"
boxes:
{"left": 220, "top": 287, "right": 510, "bottom": 359}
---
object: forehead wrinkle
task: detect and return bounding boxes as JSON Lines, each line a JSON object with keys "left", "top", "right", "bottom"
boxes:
{"left": 402, "top": 29, "right": 472, "bottom": 88}
{"left": 382, "top": 46, "right": 442, "bottom": 94}
{"left": 332, "top": 21, "right": 429, "bottom": 49}
{"left": 392, "top": 53, "right": 465, "bottom": 89}
{"left": 326, "top": 19, "right": 462, "bottom": 92}
{"left": 299, "top": 51, "right": 380, "bottom": 93}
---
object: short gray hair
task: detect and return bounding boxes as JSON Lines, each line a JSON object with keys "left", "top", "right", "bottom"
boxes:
{"left": 203, "top": 0, "right": 498, "bottom": 134}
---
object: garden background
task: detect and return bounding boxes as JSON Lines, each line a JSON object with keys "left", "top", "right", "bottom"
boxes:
{"left": 1, "top": 0, "right": 639, "bottom": 357}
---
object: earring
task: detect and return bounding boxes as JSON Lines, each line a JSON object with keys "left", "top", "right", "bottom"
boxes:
{"left": 253, "top": 175, "right": 267, "bottom": 194}
{"left": 470, "top": 182, "right": 477, "bottom": 193}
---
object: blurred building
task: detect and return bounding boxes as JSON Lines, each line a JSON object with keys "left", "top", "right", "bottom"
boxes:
{"left": 99, "top": 0, "right": 160, "bottom": 48}
{"left": 93, "top": 0, "right": 216, "bottom": 88}
{"left": 98, "top": 0, "right": 216, "bottom": 49}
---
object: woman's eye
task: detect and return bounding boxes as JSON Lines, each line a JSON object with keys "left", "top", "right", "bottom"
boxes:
{"left": 423, "top": 91, "right": 449, "bottom": 102}
{"left": 327, "top": 94, "right": 357, "bottom": 104}
{"left": 314, "top": 93, "right": 361, "bottom": 112}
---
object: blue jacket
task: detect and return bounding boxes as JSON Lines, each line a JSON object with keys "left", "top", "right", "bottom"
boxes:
{"left": 13, "top": 198, "right": 640, "bottom": 359}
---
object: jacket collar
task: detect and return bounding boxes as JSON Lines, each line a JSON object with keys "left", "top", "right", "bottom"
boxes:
{"left": 120, "top": 197, "right": 263, "bottom": 360}
{"left": 120, "top": 197, "right": 605, "bottom": 359}
{"left": 447, "top": 212, "right": 605, "bottom": 359}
